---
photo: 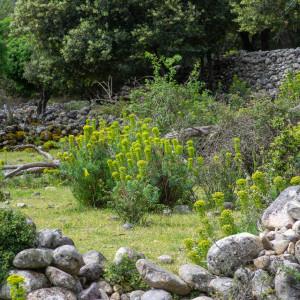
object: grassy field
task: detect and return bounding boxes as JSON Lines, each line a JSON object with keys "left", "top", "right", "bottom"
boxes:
{"left": 1, "top": 150, "right": 200, "bottom": 273}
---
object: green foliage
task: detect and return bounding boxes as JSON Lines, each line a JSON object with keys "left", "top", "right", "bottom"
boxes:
{"left": 267, "top": 123, "right": 300, "bottom": 177}
{"left": 13, "top": 0, "right": 233, "bottom": 95}
{"left": 7, "top": 274, "right": 26, "bottom": 300}
{"left": 0, "top": 209, "right": 36, "bottom": 283}
{"left": 278, "top": 72, "right": 300, "bottom": 108}
{"left": 0, "top": 0, "right": 14, "bottom": 20}
{"left": 104, "top": 256, "right": 148, "bottom": 292}
{"left": 112, "top": 180, "right": 159, "bottom": 224}
{"left": 128, "top": 54, "right": 218, "bottom": 133}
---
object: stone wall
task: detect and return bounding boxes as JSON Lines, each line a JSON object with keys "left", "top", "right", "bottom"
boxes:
{"left": 214, "top": 47, "right": 300, "bottom": 95}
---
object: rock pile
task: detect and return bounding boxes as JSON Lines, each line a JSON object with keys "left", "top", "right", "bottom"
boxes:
{"left": 2, "top": 186, "right": 300, "bottom": 299}
{"left": 0, "top": 102, "right": 115, "bottom": 147}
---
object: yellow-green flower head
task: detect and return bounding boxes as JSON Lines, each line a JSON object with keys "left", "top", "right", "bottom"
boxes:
{"left": 119, "top": 166, "right": 126, "bottom": 173}
{"left": 111, "top": 121, "right": 120, "bottom": 128}
{"left": 186, "top": 140, "right": 194, "bottom": 147}
{"left": 198, "top": 239, "right": 211, "bottom": 250}
{"left": 142, "top": 131, "right": 149, "bottom": 140}
{"left": 144, "top": 146, "right": 152, "bottom": 161}
{"left": 183, "top": 238, "right": 194, "bottom": 250}
{"left": 0, "top": 160, "right": 4, "bottom": 167}
{"left": 220, "top": 209, "right": 233, "bottom": 220}
{"left": 126, "top": 152, "right": 133, "bottom": 160}
{"left": 68, "top": 135, "right": 75, "bottom": 145}
{"left": 222, "top": 224, "right": 234, "bottom": 236}
{"left": 252, "top": 170, "right": 265, "bottom": 182}
{"left": 188, "top": 146, "right": 195, "bottom": 157}
{"left": 233, "top": 137, "right": 241, "bottom": 152}
{"left": 7, "top": 274, "right": 25, "bottom": 285}
{"left": 112, "top": 161, "right": 119, "bottom": 169}
{"left": 136, "top": 174, "right": 142, "bottom": 180}
{"left": 212, "top": 192, "right": 224, "bottom": 207}
{"left": 107, "top": 159, "right": 113, "bottom": 169}
{"left": 175, "top": 145, "right": 183, "bottom": 155}
{"left": 86, "top": 119, "right": 91, "bottom": 125}
{"left": 236, "top": 178, "right": 247, "bottom": 187}
{"left": 225, "top": 151, "right": 232, "bottom": 160}
{"left": 137, "top": 160, "right": 147, "bottom": 169}
{"left": 188, "top": 158, "right": 193, "bottom": 169}
{"left": 112, "top": 171, "right": 119, "bottom": 179}
{"left": 123, "top": 125, "right": 130, "bottom": 133}
{"left": 141, "top": 123, "right": 148, "bottom": 131}
{"left": 237, "top": 190, "right": 248, "bottom": 200}
{"left": 213, "top": 155, "right": 220, "bottom": 163}
{"left": 197, "top": 156, "right": 204, "bottom": 166}
{"left": 144, "top": 117, "right": 152, "bottom": 124}
{"left": 172, "top": 139, "right": 179, "bottom": 147}
{"left": 83, "top": 168, "right": 90, "bottom": 177}
{"left": 125, "top": 175, "right": 132, "bottom": 181}
{"left": 152, "top": 127, "right": 160, "bottom": 137}
{"left": 291, "top": 176, "right": 300, "bottom": 185}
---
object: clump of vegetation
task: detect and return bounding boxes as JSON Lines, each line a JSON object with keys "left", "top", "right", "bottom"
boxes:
{"left": 0, "top": 209, "right": 36, "bottom": 283}
{"left": 104, "top": 256, "right": 148, "bottom": 292}
{"left": 7, "top": 274, "right": 26, "bottom": 300}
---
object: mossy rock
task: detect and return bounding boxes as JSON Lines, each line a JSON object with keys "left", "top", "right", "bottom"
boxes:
{"left": 40, "top": 131, "right": 52, "bottom": 141}
{"left": 15, "top": 131, "right": 26, "bottom": 141}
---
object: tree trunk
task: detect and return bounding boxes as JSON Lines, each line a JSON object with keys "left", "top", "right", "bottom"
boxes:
{"left": 37, "top": 89, "right": 50, "bottom": 115}
{"left": 239, "top": 32, "right": 254, "bottom": 51}
{"left": 261, "top": 29, "right": 270, "bottom": 51}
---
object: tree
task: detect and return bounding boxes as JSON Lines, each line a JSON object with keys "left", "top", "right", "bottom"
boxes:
{"left": 0, "top": 0, "right": 14, "bottom": 20}
{"left": 231, "top": 0, "right": 300, "bottom": 50}
{"left": 13, "top": 0, "right": 234, "bottom": 113}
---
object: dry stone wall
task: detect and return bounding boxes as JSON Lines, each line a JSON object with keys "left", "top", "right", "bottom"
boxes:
{"left": 215, "top": 48, "right": 300, "bottom": 95}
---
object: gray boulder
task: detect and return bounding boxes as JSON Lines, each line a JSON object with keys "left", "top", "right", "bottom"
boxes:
{"left": 27, "top": 287, "right": 77, "bottom": 300}
{"left": 191, "top": 297, "right": 214, "bottom": 300}
{"left": 45, "top": 266, "right": 82, "bottom": 293}
{"left": 136, "top": 259, "right": 191, "bottom": 295}
{"left": 37, "top": 229, "right": 74, "bottom": 249}
{"left": 53, "top": 245, "right": 84, "bottom": 275}
{"left": 78, "top": 282, "right": 103, "bottom": 300}
{"left": 141, "top": 289, "right": 173, "bottom": 300}
{"left": 79, "top": 263, "right": 103, "bottom": 282}
{"left": 208, "top": 277, "right": 234, "bottom": 300}
{"left": 275, "top": 261, "right": 300, "bottom": 300}
{"left": 83, "top": 250, "right": 106, "bottom": 267}
{"left": 129, "top": 290, "right": 145, "bottom": 300}
{"left": 13, "top": 249, "right": 53, "bottom": 269}
{"left": 179, "top": 264, "right": 214, "bottom": 292}
{"left": 287, "top": 201, "right": 300, "bottom": 220}
{"left": 207, "top": 233, "right": 263, "bottom": 276}
{"left": 295, "top": 240, "right": 300, "bottom": 263}
{"left": 114, "top": 247, "right": 145, "bottom": 265}
{"left": 251, "top": 269, "right": 274, "bottom": 300}
{"left": 262, "top": 186, "right": 300, "bottom": 229}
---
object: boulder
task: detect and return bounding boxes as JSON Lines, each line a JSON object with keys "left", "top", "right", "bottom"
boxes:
{"left": 37, "top": 229, "right": 74, "bottom": 249}
{"left": 287, "top": 201, "right": 300, "bottom": 220}
{"left": 251, "top": 269, "right": 274, "bottom": 300}
{"left": 191, "top": 297, "right": 214, "bottom": 300}
{"left": 114, "top": 247, "right": 144, "bottom": 265}
{"left": 129, "top": 290, "right": 145, "bottom": 300}
{"left": 27, "top": 287, "right": 77, "bottom": 300}
{"left": 208, "top": 277, "right": 234, "bottom": 300}
{"left": 136, "top": 259, "right": 191, "bottom": 295}
{"left": 79, "top": 263, "right": 103, "bottom": 282}
{"left": 207, "top": 233, "right": 263, "bottom": 276}
{"left": 53, "top": 245, "right": 84, "bottom": 275}
{"left": 83, "top": 250, "right": 106, "bottom": 267}
{"left": 261, "top": 186, "right": 300, "bottom": 229}
{"left": 275, "top": 261, "right": 300, "bottom": 300}
{"left": 179, "top": 264, "right": 214, "bottom": 292}
{"left": 295, "top": 240, "right": 300, "bottom": 263}
{"left": 158, "top": 255, "right": 173, "bottom": 264}
{"left": 141, "top": 289, "right": 173, "bottom": 300}
{"left": 45, "top": 266, "right": 82, "bottom": 293}
{"left": 78, "top": 282, "right": 103, "bottom": 300}
{"left": 13, "top": 249, "right": 53, "bottom": 269}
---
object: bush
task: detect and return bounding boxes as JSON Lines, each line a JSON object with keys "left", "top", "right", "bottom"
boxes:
{"left": 128, "top": 53, "right": 219, "bottom": 134}
{"left": 7, "top": 274, "right": 26, "bottom": 300}
{"left": 0, "top": 209, "right": 36, "bottom": 283}
{"left": 104, "top": 256, "right": 148, "bottom": 292}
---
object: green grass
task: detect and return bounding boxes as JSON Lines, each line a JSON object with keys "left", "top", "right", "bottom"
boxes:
{"left": 1, "top": 150, "right": 199, "bottom": 273}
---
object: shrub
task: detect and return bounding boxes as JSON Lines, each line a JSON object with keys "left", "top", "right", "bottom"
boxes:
{"left": 104, "top": 256, "right": 148, "bottom": 292}
{"left": 0, "top": 209, "right": 36, "bottom": 283}
{"left": 7, "top": 274, "right": 26, "bottom": 300}
{"left": 278, "top": 72, "right": 300, "bottom": 108}
{"left": 128, "top": 53, "right": 219, "bottom": 134}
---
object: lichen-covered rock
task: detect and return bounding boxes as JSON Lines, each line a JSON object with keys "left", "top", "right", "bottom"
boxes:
{"left": 275, "top": 261, "right": 300, "bottom": 300}
{"left": 208, "top": 277, "right": 234, "bottom": 300}
{"left": 78, "top": 282, "right": 103, "bottom": 300}
{"left": 262, "top": 186, "right": 300, "bottom": 229}
{"left": 79, "top": 263, "right": 103, "bottom": 282}
{"left": 83, "top": 250, "right": 106, "bottom": 267}
{"left": 179, "top": 264, "right": 214, "bottom": 292}
{"left": 13, "top": 249, "right": 53, "bottom": 269}
{"left": 141, "top": 289, "right": 173, "bottom": 300}
{"left": 45, "top": 266, "right": 82, "bottom": 293}
{"left": 136, "top": 259, "right": 191, "bottom": 295}
{"left": 27, "top": 287, "right": 77, "bottom": 300}
{"left": 207, "top": 233, "right": 263, "bottom": 276}
{"left": 129, "top": 290, "right": 145, "bottom": 300}
{"left": 53, "top": 245, "right": 84, "bottom": 275}
{"left": 287, "top": 201, "right": 300, "bottom": 220}
{"left": 251, "top": 270, "right": 274, "bottom": 300}
{"left": 37, "top": 229, "right": 74, "bottom": 249}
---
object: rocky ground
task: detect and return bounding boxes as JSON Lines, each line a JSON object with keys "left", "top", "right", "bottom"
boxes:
{"left": 1, "top": 186, "right": 300, "bottom": 299}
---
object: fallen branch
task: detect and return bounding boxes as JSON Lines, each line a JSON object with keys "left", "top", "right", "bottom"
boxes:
{"left": 12, "top": 144, "right": 54, "bottom": 161}
{"left": 165, "top": 125, "right": 216, "bottom": 139}
{"left": 4, "top": 161, "right": 60, "bottom": 179}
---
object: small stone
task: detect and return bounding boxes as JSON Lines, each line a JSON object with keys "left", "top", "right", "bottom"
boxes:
{"left": 265, "top": 250, "right": 276, "bottom": 256}
{"left": 288, "top": 242, "right": 295, "bottom": 255}
{"left": 292, "top": 220, "right": 300, "bottom": 236}
{"left": 98, "top": 280, "right": 113, "bottom": 294}
{"left": 266, "top": 231, "right": 276, "bottom": 241}
{"left": 283, "top": 229, "right": 299, "bottom": 242}
{"left": 45, "top": 186, "right": 57, "bottom": 191}
{"left": 27, "top": 287, "right": 77, "bottom": 300}
{"left": 121, "top": 294, "right": 129, "bottom": 300}
{"left": 271, "top": 239, "right": 290, "bottom": 255}
{"left": 224, "top": 202, "right": 234, "bottom": 210}
{"left": 253, "top": 255, "right": 270, "bottom": 270}
{"left": 113, "top": 284, "right": 123, "bottom": 293}
{"left": 32, "top": 192, "right": 41, "bottom": 197}
{"left": 114, "top": 247, "right": 144, "bottom": 265}
{"left": 78, "top": 282, "right": 102, "bottom": 300}
{"left": 208, "top": 277, "right": 234, "bottom": 299}
{"left": 122, "top": 223, "right": 134, "bottom": 230}
{"left": 158, "top": 255, "right": 173, "bottom": 264}
{"left": 261, "top": 236, "right": 273, "bottom": 250}
{"left": 173, "top": 205, "right": 192, "bottom": 214}
{"left": 129, "top": 290, "right": 144, "bottom": 300}
{"left": 79, "top": 263, "right": 103, "bottom": 282}
{"left": 141, "top": 289, "right": 172, "bottom": 300}
{"left": 17, "top": 202, "right": 27, "bottom": 208}
{"left": 111, "top": 292, "right": 121, "bottom": 300}
{"left": 163, "top": 208, "right": 172, "bottom": 216}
